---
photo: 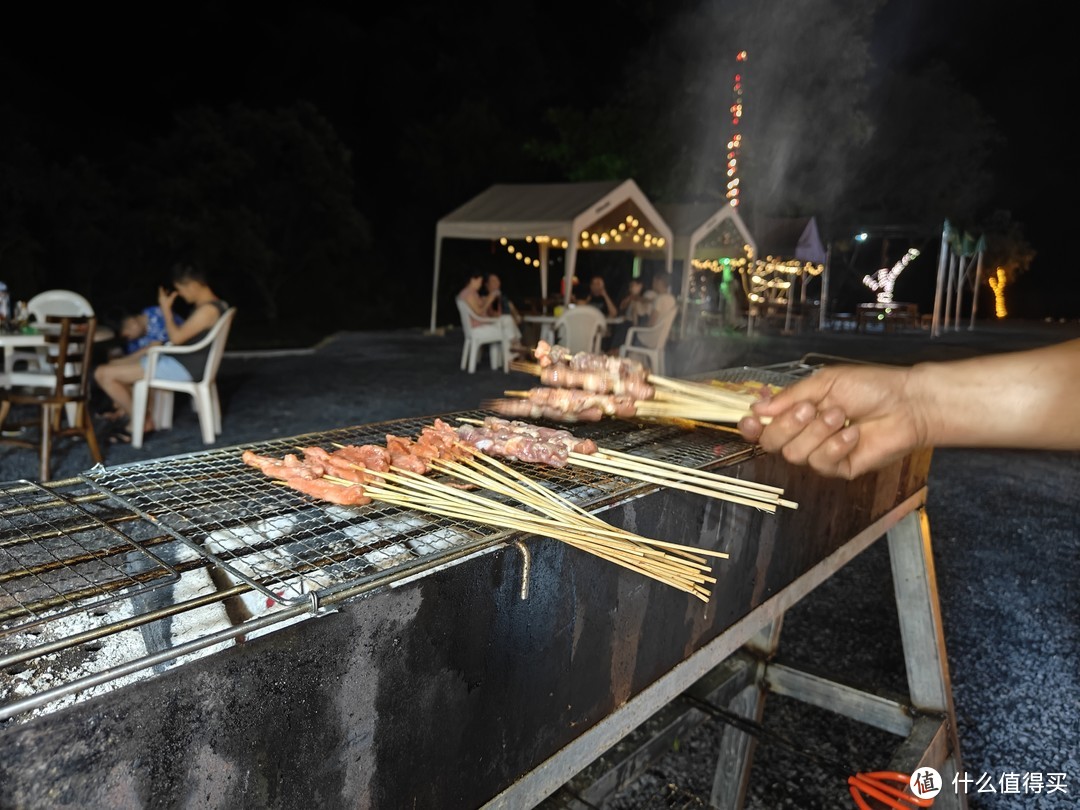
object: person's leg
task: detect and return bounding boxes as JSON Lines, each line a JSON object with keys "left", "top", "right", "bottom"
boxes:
{"left": 500, "top": 314, "right": 526, "bottom": 355}
{"left": 94, "top": 361, "right": 144, "bottom": 423}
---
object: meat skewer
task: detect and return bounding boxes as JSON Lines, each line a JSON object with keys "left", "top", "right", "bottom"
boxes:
{"left": 522, "top": 340, "right": 777, "bottom": 419}
{"left": 239, "top": 421, "right": 725, "bottom": 601}
{"left": 454, "top": 416, "right": 796, "bottom": 513}
{"left": 485, "top": 387, "right": 639, "bottom": 421}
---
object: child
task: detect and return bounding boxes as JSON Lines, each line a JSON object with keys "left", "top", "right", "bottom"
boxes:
{"left": 120, "top": 305, "right": 181, "bottom": 355}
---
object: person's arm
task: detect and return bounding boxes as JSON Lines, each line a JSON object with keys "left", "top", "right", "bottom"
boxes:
{"left": 738, "top": 338, "right": 1080, "bottom": 479}
{"left": 461, "top": 290, "right": 491, "bottom": 319}
{"left": 601, "top": 291, "right": 617, "bottom": 318}
{"left": 485, "top": 290, "right": 502, "bottom": 317}
{"left": 159, "top": 289, "right": 219, "bottom": 345}
{"left": 648, "top": 295, "right": 672, "bottom": 326}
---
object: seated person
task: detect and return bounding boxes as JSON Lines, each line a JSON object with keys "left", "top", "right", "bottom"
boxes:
{"left": 485, "top": 273, "right": 523, "bottom": 326}
{"left": 94, "top": 263, "right": 229, "bottom": 443}
{"left": 619, "top": 278, "right": 651, "bottom": 326}
{"left": 607, "top": 278, "right": 650, "bottom": 351}
{"left": 647, "top": 273, "right": 677, "bottom": 326}
{"left": 609, "top": 273, "right": 677, "bottom": 354}
{"left": 121, "top": 305, "right": 182, "bottom": 355}
{"left": 577, "top": 275, "right": 617, "bottom": 318}
{"left": 457, "top": 271, "right": 524, "bottom": 353}
{"left": 97, "top": 304, "right": 184, "bottom": 419}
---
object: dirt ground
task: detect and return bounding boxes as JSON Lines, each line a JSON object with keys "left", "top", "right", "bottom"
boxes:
{"left": 2, "top": 318, "right": 1077, "bottom": 809}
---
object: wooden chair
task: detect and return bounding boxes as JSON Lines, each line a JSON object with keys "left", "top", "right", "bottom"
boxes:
{"left": 130, "top": 307, "right": 237, "bottom": 448}
{"left": 12, "top": 289, "right": 95, "bottom": 373}
{"left": 0, "top": 315, "right": 103, "bottom": 482}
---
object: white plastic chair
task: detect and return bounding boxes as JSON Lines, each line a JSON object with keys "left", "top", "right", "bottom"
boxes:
{"left": 456, "top": 297, "right": 510, "bottom": 374}
{"left": 553, "top": 305, "right": 607, "bottom": 355}
{"left": 130, "top": 307, "right": 237, "bottom": 448}
{"left": 618, "top": 306, "right": 677, "bottom": 375}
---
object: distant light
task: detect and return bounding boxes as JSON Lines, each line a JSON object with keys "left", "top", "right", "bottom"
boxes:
{"left": 855, "top": 232, "right": 869, "bottom": 242}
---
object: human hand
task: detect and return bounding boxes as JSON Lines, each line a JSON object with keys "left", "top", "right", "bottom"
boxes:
{"left": 737, "top": 364, "right": 929, "bottom": 479}
{"left": 158, "top": 286, "right": 178, "bottom": 310}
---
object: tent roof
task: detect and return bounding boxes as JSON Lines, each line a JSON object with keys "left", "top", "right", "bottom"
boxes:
{"left": 435, "top": 179, "right": 673, "bottom": 243}
{"left": 430, "top": 179, "right": 675, "bottom": 331}
{"left": 656, "top": 202, "right": 757, "bottom": 261}
{"left": 755, "top": 216, "right": 828, "bottom": 264}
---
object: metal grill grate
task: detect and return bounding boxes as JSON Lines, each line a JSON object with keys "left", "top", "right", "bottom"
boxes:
{"left": 84, "top": 410, "right": 756, "bottom": 608}
{"left": 0, "top": 480, "right": 180, "bottom": 635}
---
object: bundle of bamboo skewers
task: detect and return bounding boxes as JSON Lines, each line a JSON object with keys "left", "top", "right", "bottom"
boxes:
{"left": 502, "top": 342, "right": 782, "bottom": 427}
{"left": 456, "top": 417, "right": 797, "bottom": 514}
{"left": 365, "top": 447, "right": 723, "bottom": 602}
{"left": 259, "top": 439, "right": 727, "bottom": 602}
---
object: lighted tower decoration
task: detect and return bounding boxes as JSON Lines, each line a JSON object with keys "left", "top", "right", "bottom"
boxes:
{"left": 988, "top": 267, "right": 1008, "bottom": 317}
{"left": 726, "top": 50, "right": 747, "bottom": 208}
{"left": 863, "top": 248, "right": 920, "bottom": 304}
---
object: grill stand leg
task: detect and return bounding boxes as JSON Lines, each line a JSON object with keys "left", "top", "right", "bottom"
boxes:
{"left": 702, "top": 508, "right": 967, "bottom": 809}
{"left": 709, "top": 620, "right": 782, "bottom": 810}
{"left": 885, "top": 508, "right": 967, "bottom": 809}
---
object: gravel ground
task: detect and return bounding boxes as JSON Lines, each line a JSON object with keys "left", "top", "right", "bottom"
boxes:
{"left": 2, "top": 320, "right": 1077, "bottom": 809}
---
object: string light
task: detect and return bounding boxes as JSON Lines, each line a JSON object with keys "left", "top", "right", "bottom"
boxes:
{"left": 498, "top": 235, "right": 569, "bottom": 269}
{"left": 738, "top": 256, "right": 823, "bottom": 305}
{"left": 988, "top": 267, "right": 1008, "bottom": 318}
{"left": 580, "top": 214, "right": 665, "bottom": 250}
{"left": 862, "top": 248, "right": 920, "bottom": 304}
{"left": 727, "top": 51, "right": 747, "bottom": 207}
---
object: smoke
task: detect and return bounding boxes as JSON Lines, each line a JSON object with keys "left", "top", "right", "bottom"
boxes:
{"left": 626, "top": 0, "right": 886, "bottom": 230}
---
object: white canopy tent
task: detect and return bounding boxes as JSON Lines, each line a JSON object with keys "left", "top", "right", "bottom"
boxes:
{"left": 656, "top": 202, "right": 758, "bottom": 338}
{"left": 430, "top": 179, "right": 674, "bottom": 332}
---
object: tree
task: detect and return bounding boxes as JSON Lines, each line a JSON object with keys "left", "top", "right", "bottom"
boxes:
{"left": 119, "top": 102, "right": 371, "bottom": 325}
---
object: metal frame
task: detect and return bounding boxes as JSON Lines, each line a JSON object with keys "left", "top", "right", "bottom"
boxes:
{"left": 486, "top": 491, "right": 967, "bottom": 809}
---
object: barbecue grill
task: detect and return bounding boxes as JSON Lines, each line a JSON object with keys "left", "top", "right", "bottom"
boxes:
{"left": 0, "top": 359, "right": 966, "bottom": 809}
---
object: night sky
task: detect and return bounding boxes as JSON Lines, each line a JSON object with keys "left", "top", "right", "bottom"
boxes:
{"left": 3, "top": 1, "right": 1076, "bottom": 317}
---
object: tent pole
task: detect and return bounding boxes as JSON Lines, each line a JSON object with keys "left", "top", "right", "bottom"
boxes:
{"left": 931, "top": 223, "right": 949, "bottom": 338}
{"left": 944, "top": 253, "right": 958, "bottom": 332}
{"left": 678, "top": 236, "right": 696, "bottom": 339}
{"left": 564, "top": 242, "right": 578, "bottom": 309}
{"left": 430, "top": 235, "right": 444, "bottom": 334}
{"left": 784, "top": 282, "right": 795, "bottom": 334}
{"left": 539, "top": 241, "right": 550, "bottom": 311}
{"left": 953, "top": 253, "right": 969, "bottom": 331}
{"left": 969, "top": 249, "right": 984, "bottom": 330}
{"left": 819, "top": 244, "right": 832, "bottom": 331}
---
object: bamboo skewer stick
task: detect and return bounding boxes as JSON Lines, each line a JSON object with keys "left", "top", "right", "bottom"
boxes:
{"left": 409, "top": 458, "right": 725, "bottom": 566}
{"left": 281, "top": 438, "right": 724, "bottom": 600}
{"left": 367, "top": 487, "right": 709, "bottom": 600}
{"left": 363, "top": 480, "right": 715, "bottom": 600}
{"left": 454, "top": 416, "right": 794, "bottom": 509}
{"left": 588, "top": 448, "right": 787, "bottom": 496}
{"left": 567, "top": 455, "right": 779, "bottom": 513}
{"left": 430, "top": 450, "right": 722, "bottom": 566}
{"left": 647, "top": 374, "right": 762, "bottom": 406}
{"left": 352, "top": 463, "right": 724, "bottom": 575}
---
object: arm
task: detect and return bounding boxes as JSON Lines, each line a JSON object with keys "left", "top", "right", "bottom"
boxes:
{"left": 159, "top": 289, "right": 220, "bottom": 345}
{"left": 738, "top": 338, "right": 1080, "bottom": 479}
{"left": 460, "top": 290, "right": 493, "bottom": 320}
{"left": 601, "top": 291, "right": 617, "bottom": 318}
